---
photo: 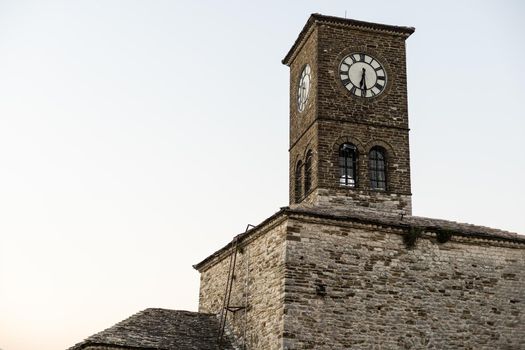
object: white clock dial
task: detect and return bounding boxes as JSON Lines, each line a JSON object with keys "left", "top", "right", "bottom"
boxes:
{"left": 339, "top": 53, "right": 387, "bottom": 98}
{"left": 297, "top": 64, "right": 311, "bottom": 112}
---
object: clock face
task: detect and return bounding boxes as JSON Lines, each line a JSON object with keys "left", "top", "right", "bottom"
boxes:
{"left": 297, "top": 64, "right": 311, "bottom": 112}
{"left": 339, "top": 53, "right": 387, "bottom": 98}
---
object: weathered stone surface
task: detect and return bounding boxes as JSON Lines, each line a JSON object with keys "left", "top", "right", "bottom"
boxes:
{"left": 198, "top": 218, "right": 288, "bottom": 350}
{"left": 196, "top": 207, "right": 525, "bottom": 349}
{"left": 303, "top": 188, "right": 412, "bottom": 215}
{"left": 283, "top": 215, "right": 524, "bottom": 349}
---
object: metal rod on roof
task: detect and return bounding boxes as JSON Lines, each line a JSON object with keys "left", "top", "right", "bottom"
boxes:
{"left": 218, "top": 224, "right": 255, "bottom": 347}
{"left": 218, "top": 238, "right": 236, "bottom": 344}
{"left": 242, "top": 236, "right": 252, "bottom": 349}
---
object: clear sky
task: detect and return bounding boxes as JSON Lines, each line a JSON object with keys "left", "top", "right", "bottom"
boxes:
{"left": 0, "top": 1, "right": 523, "bottom": 349}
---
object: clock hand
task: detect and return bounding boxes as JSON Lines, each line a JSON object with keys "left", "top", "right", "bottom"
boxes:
{"left": 359, "top": 67, "right": 367, "bottom": 90}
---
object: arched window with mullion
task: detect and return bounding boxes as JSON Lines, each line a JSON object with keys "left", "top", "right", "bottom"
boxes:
{"left": 369, "top": 146, "right": 387, "bottom": 190}
{"left": 295, "top": 160, "right": 303, "bottom": 203}
{"left": 339, "top": 143, "right": 357, "bottom": 187}
{"left": 304, "top": 150, "right": 313, "bottom": 194}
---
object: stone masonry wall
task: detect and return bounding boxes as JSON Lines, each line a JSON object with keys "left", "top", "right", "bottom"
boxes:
{"left": 316, "top": 120, "right": 412, "bottom": 206}
{"left": 290, "top": 123, "right": 318, "bottom": 205}
{"left": 293, "top": 120, "right": 413, "bottom": 215}
{"left": 317, "top": 24, "right": 410, "bottom": 129}
{"left": 289, "top": 26, "right": 318, "bottom": 147}
{"left": 307, "top": 188, "right": 412, "bottom": 215}
{"left": 198, "top": 219, "right": 288, "bottom": 350}
{"left": 283, "top": 216, "right": 524, "bottom": 349}
{"left": 289, "top": 26, "right": 318, "bottom": 205}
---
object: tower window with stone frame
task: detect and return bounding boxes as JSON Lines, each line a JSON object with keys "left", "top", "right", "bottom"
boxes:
{"left": 304, "top": 150, "right": 313, "bottom": 194}
{"left": 339, "top": 143, "right": 357, "bottom": 187}
{"left": 295, "top": 160, "right": 303, "bottom": 202}
{"left": 369, "top": 146, "right": 387, "bottom": 190}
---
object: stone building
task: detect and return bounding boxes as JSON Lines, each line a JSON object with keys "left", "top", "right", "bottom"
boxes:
{"left": 69, "top": 14, "right": 524, "bottom": 350}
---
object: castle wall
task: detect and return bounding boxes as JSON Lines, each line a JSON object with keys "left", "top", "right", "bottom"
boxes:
{"left": 198, "top": 219, "right": 288, "bottom": 350}
{"left": 283, "top": 216, "right": 524, "bottom": 349}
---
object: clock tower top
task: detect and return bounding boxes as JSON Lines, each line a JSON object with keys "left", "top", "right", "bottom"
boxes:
{"left": 283, "top": 14, "right": 415, "bottom": 215}
{"left": 283, "top": 14, "right": 414, "bottom": 66}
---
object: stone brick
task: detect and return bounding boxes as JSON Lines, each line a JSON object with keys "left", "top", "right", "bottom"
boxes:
{"left": 198, "top": 219, "right": 288, "bottom": 350}
{"left": 196, "top": 208, "right": 525, "bottom": 349}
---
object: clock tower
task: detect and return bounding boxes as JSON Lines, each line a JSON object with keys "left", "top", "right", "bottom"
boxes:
{"left": 283, "top": 14, "right": 415, "bottom": 214}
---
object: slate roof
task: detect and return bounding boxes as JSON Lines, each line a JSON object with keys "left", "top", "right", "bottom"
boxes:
{"left": 194, "top": 205, "right": 524, "bottom": 271}
{"left": 68, "top": 308, "right": 233, "bottom": 350}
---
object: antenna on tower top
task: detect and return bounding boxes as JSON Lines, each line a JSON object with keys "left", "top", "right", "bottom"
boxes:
{"left": 345, "top": 10, "right": 347, "bottom": 18}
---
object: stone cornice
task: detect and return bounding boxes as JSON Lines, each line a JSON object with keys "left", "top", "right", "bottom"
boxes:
{"left": 194, "top": 205, "right": 524, "bottom": 272}
{"left": 282, "top": 13, "right": 415, "bottom": 66}
{"left": 193, "top": 209, "right": 288, "bottom": 272}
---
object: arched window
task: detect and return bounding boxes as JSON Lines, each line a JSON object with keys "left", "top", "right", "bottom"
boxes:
{"left": 369, "top": 147, "right": 387, "bottom": 190}
{"left": 295, "top": 160, "right": 303, "bottom": 202}
{"left": 304, "top": 150, "right": 313, "bottom": 193}
{"left": 339, "top": 143, "right": 357, "bottom": 187}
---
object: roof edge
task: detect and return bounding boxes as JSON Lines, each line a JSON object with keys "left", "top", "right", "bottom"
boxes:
{"left": 67, "top": 308, "right": 222, "bottom": 350}
{"left": 193, "top": 207, "right": 290, "bottom": 271}
{"left": 287, "top": 207, "right": 524, "bottom": 243}
{"left": 282, "top": 13, "right": 415, "bottom": 66}
{"left": 194, "top": 205, "right": 523, "bottom": 273}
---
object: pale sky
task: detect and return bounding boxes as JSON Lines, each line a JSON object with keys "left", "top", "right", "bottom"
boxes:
{"left": 0, "top": 1, "right": 524, "bottom": 350}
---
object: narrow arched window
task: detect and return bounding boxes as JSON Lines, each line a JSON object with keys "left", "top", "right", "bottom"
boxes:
{"left": 369, "top": 147, "right": 387, "bottom": 190}
{"left": 304, "top": 150, "right": 313, "bottom": 193}
{"left": 339, "top": 143, "right": 357, "bottom": 187}
{"left": 295, "top": 160, "right": 303, "bottom": 202}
